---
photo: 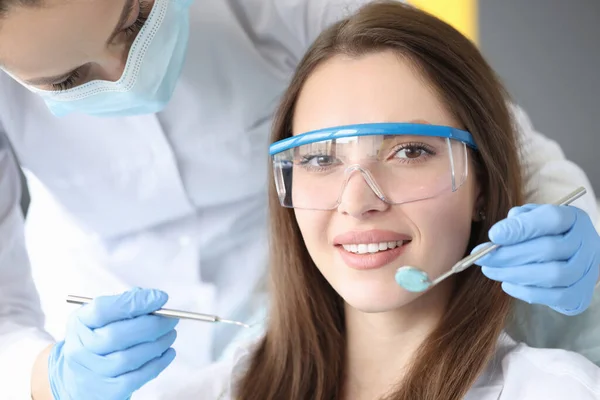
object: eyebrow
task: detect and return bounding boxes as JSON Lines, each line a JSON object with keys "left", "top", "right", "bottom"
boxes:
{"left": 22, "top": 0, "right": 134, "bottom": 86}
{"left": 408, "top": 119, "right": 432, "bottom": 124}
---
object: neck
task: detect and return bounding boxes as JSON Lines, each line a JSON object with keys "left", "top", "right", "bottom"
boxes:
{"left": 342, "top": 281, "right": 453, "bottom": 400}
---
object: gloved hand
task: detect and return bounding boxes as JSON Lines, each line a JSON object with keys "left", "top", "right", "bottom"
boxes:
{"left": 473, "top": 204, "right": 600, "bottom": 316}
{"left": 48, "top": 287, "right": 179, "bottom": 400}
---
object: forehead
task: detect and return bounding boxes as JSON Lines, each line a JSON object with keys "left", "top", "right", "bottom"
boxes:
{"left": 0, "top": 0, "right": 121, "bottom": 78}
{"left": 292, "top": 51, "right": 460, "bottom": 135}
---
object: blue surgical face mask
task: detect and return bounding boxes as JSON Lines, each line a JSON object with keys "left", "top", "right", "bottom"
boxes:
{"left": 11, "top": 0, "right": 192, "bottom": 117}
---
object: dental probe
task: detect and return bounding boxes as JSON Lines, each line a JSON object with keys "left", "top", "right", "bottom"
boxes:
{"left": 66, "top": 295, "right": 251, "bottom": 328}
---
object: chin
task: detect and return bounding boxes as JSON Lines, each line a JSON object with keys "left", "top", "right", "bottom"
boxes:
{"left": 336, "top": 278, "right": 421, "bottom": 313}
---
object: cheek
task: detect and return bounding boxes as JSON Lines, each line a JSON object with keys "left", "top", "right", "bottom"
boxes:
{"left": 405, "top": 189, "right": 476, "bottom": 276}
{"left": 294, "top": 209, "right": 346, "bottom": 298}
{"left": 423, "top": 204, "right": 472, "bottom": 252}
{"left": 294, "top": 210, "right": 331, "bottom": 259}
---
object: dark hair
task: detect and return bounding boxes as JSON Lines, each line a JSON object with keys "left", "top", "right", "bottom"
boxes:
{"left": 238, "top": 1, "right": 524, "bottom": 399}
{"left": 0, "top": 0, "right": 39, "bottom": 16}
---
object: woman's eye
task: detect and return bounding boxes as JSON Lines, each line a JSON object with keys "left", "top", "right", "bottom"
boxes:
{"left": 307, "top": 155, "right": 337, "bottom": 166}
{"left": 312, "top": 156, "right": 335, "bottom": 166}
{"left": 393, "top": 144, "right": 435, "bottom": 161}
{"left": 396, "top": 147, "right": 424, "bottom": 159}
{"left": 299, "top": 155, "right": 341, "bottom": 168}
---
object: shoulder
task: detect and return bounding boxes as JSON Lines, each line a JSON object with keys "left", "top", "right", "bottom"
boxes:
{"left": 166, "top": 359, "right": 237, "bottom": 400}
{"left": 499, "top": 339, "right": 600, "bottom": 399}
{"left": 166, "top": 340, "right": 259, "bottom": 400}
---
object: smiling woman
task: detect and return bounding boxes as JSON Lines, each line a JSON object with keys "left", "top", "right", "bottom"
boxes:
{"left": 164, "top": 2, "right": 600, "bottom": 399}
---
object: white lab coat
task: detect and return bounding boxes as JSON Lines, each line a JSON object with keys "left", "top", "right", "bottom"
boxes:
{"left": 0, "top": 0, "right": 597, "bottom": 399}
{"left": 162, "top": 333, "right": 600, "bottom": 399}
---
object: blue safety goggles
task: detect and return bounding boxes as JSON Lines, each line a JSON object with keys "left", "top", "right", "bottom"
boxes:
{"left": 269, "top": 123, "right": 478, "bottom": 210}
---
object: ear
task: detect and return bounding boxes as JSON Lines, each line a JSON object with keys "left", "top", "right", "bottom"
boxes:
{"left": 472, "top": 187, "right": 485, "bottom": 222}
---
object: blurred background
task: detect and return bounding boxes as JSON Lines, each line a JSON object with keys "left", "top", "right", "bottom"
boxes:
{"left": 413, "top": 0, "right": 600, "bottom": 193}
{"left": 481, "top": 0, "right": 599, "bottom": 193}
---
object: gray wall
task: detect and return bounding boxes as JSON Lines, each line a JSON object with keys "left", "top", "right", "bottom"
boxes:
{"left": 479, "top": 0, "right": 600, "bottom": 193}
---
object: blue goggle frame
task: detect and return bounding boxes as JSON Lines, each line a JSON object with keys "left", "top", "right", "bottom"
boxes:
{"left": 269, "top": 123, "right": 477, "bottom": 156}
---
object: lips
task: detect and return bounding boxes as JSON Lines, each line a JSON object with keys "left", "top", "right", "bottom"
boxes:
{"left": 333, "top": 230, "right": 412, "bottom": 270}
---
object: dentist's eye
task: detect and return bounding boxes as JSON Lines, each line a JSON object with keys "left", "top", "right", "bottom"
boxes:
{"left": 122, "top": 1, "right": 152, "bottom": 39}
{"left": 51, "top": 69, "right": 81, "bottom": 91}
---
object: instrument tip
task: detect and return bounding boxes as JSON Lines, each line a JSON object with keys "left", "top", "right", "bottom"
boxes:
{"left": 218, "top": 318, "right": 251, "bottom": 328}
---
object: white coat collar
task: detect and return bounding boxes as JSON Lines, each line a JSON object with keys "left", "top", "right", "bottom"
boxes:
{"left": 465, "top": 332, "right": 518, "bottom": 399}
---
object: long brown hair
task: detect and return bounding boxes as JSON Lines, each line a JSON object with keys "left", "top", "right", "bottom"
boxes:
{"left": 237, "top": 2, "right": 523, "bottom": 399}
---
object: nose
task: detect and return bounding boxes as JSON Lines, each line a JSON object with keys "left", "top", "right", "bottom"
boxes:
{"left": 96, "top": 43, "right": 130, "bottom": 82}
{"left": 337, "top": 169, "right": 389, "bottom": 218}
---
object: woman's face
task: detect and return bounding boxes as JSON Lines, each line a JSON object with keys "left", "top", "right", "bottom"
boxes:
{"left": 292, "top": 51, "right": 481, "bottom": 313}
{"left": 0, "top": 0, "right": 153, "bottom": 90}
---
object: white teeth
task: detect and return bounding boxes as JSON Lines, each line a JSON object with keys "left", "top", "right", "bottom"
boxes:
{"left": 342, "top": 241, "right": 405, "bottom": 254}
{"left": 367, "top": 243, "right": 379, "bottom": 253}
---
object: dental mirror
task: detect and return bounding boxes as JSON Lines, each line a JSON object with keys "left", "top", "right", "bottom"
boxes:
{"left": 394, "top": 186, "right": 587, "bottom": 292}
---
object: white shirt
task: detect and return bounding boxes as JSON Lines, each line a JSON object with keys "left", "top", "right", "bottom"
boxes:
{"left": 163, "top": 333, "right": 600, "bottom": 400}
{"left": 0, "top": 0, "right": 597, "bottom": 399}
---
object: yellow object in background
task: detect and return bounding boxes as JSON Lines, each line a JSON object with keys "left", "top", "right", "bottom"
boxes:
{"left": 408, "top": 0, "right": 478, "bottom": 44}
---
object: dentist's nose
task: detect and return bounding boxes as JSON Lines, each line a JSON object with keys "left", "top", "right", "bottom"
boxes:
{"left": 95, "top": 42, "right": 130, "bottom": 82}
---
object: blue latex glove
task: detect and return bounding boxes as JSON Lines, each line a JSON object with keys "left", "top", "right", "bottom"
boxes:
{"left": 474, "top": 204, "right": 600, "bottom": 316}
{"left": 48, "top": 288, "right": 179, "bottom": 400}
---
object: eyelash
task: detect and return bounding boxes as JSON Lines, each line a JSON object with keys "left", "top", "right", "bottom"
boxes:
{"left": 123, "top": 1, "right": 150, "bottom": 39}
{"left": 296, "top": 142, "right": 436, "bottom": 172}
{"left": 390, "top": 142, "right": 436, "bottom": 161}
{"left": 52, "top": 70, "right": 81, "bottom": 92}
{"left": 50, "top": 1, "right": 151, "bottom": 91}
